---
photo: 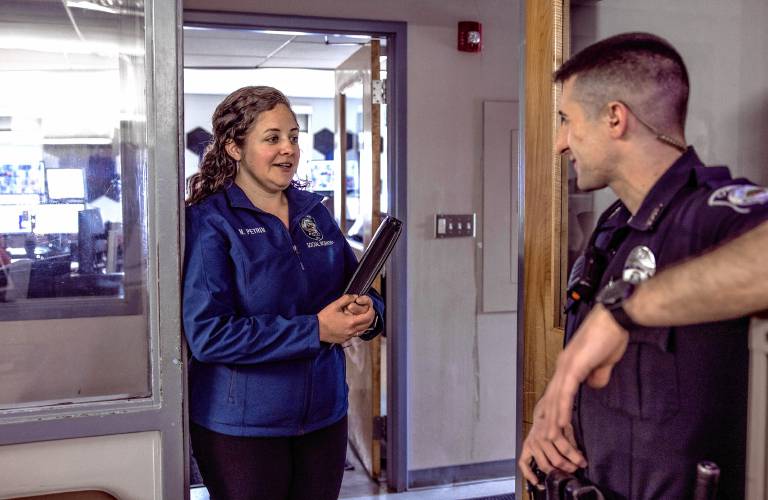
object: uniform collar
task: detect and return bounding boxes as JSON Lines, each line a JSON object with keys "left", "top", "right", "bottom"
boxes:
{"left": 225, "top": 182, "right": 323, "bottom": 223}
{"left": 627, "top": 147, "right": 701, "bottom": 231}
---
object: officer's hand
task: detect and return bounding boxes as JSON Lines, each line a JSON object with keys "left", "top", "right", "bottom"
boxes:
{"left": 317, "top": 295, "right": 376, "bottom": 344}
{"left": 344, "top": 294, "right": 373, "bottom": 317}
{"left": 542, "top": 304, "right": 630, "bottom": 441}
{"left": 519, "top": 399, "right": 586, "bottom": 485}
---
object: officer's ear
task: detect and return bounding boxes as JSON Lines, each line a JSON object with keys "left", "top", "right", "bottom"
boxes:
{"left": 605, "top": 101, "right": 629, "bottom": 138}
{"left": 224, "top": 140, "right": 242, "bottom": 162}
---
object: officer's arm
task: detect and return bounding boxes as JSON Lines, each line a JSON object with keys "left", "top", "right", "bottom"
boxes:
{"left": 543, "top": 212, "right": 768, "bottom": 438}
{"left": 625, "top": 220, "right": 768, "bottom": 326}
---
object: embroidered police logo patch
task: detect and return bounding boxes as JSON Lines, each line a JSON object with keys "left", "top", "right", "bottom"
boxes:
{"left": 708, "top": 185, "right": 768, "bottom": 214}
{"left": 299, "top": 215, "right": 323, "bottom": 241}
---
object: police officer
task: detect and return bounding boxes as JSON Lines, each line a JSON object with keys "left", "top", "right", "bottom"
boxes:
{"left": 519, "top": 32, "right": 768, "bottom": 499}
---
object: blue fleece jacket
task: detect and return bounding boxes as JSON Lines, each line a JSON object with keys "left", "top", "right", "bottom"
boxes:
{"left": 182, "top": 183, "right": 384, "bottom": 437}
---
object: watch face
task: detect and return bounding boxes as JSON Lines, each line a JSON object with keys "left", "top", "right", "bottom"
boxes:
{"left": 597, "top": 279, "right": 632, "bottom": 306}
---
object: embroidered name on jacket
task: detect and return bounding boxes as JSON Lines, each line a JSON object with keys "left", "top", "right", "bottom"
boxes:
{"left": 306, "top": 240, "right": 334, "bottom": 248}
{"left": 238, "top": 227, "right": 266, "bottom": 235}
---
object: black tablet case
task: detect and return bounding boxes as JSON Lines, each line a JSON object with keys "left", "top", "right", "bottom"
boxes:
{"left": 344, "top": 215, "right": 403, "bottom": 296}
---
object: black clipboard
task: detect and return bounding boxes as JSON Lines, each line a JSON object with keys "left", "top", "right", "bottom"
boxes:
{"left": 344, "top": 216, "right": 403, "bottom": 296}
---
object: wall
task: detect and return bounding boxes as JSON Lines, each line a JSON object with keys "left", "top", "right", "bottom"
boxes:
{"left": 182, "top": 0, "right": 521, "bottom": 472}
{"left": 572, "top": 0, "right": 768, "bottom": 218}
{"left": 0, "top": 432, "right": 161, "bottom": 499}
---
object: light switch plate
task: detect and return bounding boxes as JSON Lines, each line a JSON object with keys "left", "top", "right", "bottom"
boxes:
{"left": 435, "top": 213, "right": 476, "bottom": 238}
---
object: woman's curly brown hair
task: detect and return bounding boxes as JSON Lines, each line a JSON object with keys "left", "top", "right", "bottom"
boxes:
{"left": 186, "top": 86, "right": 303, "bottom": 205}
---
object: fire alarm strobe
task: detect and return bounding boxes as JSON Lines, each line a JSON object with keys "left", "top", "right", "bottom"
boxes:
{"left": 458, "top": 21, "right": 482, "bottom": 53}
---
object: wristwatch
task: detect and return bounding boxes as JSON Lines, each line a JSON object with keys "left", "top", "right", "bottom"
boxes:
{"left": 596, "top": 279, "right": 638, "bottom": 331}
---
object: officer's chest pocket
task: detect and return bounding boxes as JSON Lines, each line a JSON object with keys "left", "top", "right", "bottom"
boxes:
{"left": 600, "top": 330, "right": 680, "bottom": 422}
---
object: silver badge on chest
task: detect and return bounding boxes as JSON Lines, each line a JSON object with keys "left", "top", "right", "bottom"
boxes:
{"left": 623, "top": 245, "right": 656, "bottom": 284}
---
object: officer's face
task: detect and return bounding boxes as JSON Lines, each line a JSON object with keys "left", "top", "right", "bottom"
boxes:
{"left": 556, "top": 77, "right": 614, "bottom": 192}
{"left": 227, "top": 104, "right": 300, "bottom": 196}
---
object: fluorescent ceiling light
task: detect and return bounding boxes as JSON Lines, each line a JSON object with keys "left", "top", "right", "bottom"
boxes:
{"left": 184, "top": 68, "right": 336, "bottom": 99}
{"left": 65, "top": 0, "right": 143, "bottom": 16}
{"left": 259, "top": 30, "right": 313, "bottom": 37}
{"left": 65, "top": 1, "right": 117, "bottom": 14}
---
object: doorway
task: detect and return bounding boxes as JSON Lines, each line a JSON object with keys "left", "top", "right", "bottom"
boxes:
{"left": 182, "top": 10, "right": 408, "bottom": 493}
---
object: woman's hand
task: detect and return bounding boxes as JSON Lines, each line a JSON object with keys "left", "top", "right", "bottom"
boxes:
{"left": 318, "top": 294, "right": 376, "bottom": 344}
{"left": 344, "top": 294, "right": 372, "bottom": 316}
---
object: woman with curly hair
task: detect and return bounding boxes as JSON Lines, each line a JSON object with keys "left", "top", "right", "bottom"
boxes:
{"left": 183, "top": 86, "right": 383, "bottom": 499}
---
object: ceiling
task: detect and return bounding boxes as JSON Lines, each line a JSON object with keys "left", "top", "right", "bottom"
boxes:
{"left": 183, "top": 27, "right": 374, "bottom": 70}
{"left": 183, "top": 26, "right": 382, "bottom": 97}
{"left": 0, "top": 1, "right": 378, "bottom": 98}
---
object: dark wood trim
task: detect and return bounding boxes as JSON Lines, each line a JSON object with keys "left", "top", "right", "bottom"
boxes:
{"left": 519, "top": 0, "right": 569, "bottom": 494}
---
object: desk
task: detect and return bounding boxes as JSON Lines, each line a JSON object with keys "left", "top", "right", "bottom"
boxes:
{"left": 54, "top": 273, "right": 123, "bottom": 298}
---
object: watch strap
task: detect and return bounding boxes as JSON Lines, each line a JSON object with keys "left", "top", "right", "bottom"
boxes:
{"left": 607, "top": 302, "right": 639, "bottom": 331}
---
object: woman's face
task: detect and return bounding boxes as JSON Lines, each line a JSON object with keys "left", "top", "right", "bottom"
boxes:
{"left": 227, "top": 103, "right": 300, "bottom": 196}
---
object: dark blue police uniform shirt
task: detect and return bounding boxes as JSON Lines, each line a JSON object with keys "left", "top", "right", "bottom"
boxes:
{"left": 566, "top": 148, "right": 768, "bottom": 499}
{"left": 183, "top": 183, "right": 384, "bottom": 437}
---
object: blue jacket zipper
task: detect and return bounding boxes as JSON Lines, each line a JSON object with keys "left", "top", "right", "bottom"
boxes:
{"left": 292, "top": 244, "right": 305, "bottom": 270}
{"left": 284, "top": 213, "right": 310, "bottom": 434}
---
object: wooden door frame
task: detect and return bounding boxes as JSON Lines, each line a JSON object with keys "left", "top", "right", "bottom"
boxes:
{"left": 517, "top": 0, "right": 569, "bottom": 495}
{"left": 182, "top": 11, "right": 409, "bottom": 492}
{"left": 334, "top": 40, "right": 383, "bottom": 480}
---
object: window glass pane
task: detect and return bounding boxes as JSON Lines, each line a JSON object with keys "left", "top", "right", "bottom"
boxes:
{"left": 0, "top": 0, "right": 149, "bottom": 408}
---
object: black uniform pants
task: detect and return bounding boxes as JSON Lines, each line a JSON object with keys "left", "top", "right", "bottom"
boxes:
{"left": 191, "top": 416, "right": 348, "bottom": 500}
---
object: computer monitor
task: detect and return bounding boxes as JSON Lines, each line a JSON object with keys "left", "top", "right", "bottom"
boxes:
{"left": 46, "top": 168, "right": 85, "bottom": 201}
{"left": 77, "top": 208, "right": 105, "bottom": 274}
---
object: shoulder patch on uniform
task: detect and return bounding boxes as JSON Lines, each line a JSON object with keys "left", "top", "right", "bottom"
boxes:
{"left": 708, "top": 185, "right": 768, "bottom": 214}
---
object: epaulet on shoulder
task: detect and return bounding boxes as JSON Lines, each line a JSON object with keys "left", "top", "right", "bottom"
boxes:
{"left": 693, "top": 164, "right": 734, "bottom": 189}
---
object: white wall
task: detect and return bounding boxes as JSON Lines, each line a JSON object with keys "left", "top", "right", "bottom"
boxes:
{"left": 183, "top": 0, "right": 521, "bottom": 472}
{"left": 0, "top": 432, "right": 161, "bottom": 499}
{"left": 404, "top": 9, "right": 519, "bottom": 470}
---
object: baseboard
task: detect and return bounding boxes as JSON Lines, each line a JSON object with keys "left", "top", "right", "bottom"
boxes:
{"left": 408, "top": 459, "right": 516, "bottom": 488}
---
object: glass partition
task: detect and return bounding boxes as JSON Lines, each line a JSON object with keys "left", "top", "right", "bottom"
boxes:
{"left": 0, "top": 0, "right": 150, "bottom": 408}
{"left": 0, "top": 0, "right": 146, "bottom": 320}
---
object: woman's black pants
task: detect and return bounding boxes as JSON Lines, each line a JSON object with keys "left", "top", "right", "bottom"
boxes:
{"left": 191, "top": 415, "right": 348, "bottom": 500}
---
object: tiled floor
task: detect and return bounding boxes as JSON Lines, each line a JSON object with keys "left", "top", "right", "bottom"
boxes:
{"left": 190, "top": 446, "right": 516, "bottom": 500}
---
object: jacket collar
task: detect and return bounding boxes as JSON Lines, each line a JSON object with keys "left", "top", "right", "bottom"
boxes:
{"left": 627, "top": 147, "right": 701, "bottom": 231}
{"left": 225, "top": 183, "right": 323, "bottom": 225}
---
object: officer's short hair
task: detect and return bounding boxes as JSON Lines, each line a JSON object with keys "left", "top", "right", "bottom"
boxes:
{"left": 554, "top": 32, "right": 689, "bottom": 135}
